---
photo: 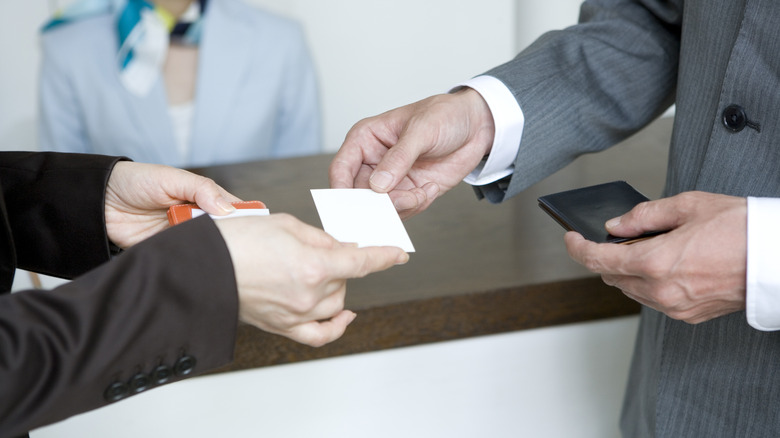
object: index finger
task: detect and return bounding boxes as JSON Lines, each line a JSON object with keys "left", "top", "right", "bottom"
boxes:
{"left": 329, "top": 144, "right": 366, "bottom": 189}
{"left": 168, "top": 168, "right": 242, "bottom": 216}
{"left": 330, "top": 118, "right": 389, "bottom": 189}
{"left": 564, "top": 231, "right": 636, "bottom": 276}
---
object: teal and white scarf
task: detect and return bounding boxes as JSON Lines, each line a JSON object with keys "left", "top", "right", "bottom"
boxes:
{"left": 43, "top": 0, "right": 206, "bottom": 96}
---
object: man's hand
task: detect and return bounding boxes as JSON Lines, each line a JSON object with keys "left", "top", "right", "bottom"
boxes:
{"left": 565, "top": 191, "right": 747, "bottom": 323}
{"left": 329, "top": 88, "right": 495, "bottom": 219}
{"left": 216, "top": 214, "right": 409, "bottom": 347}
{"left": 105, "top": 161, "right": 241, "bottom": 248}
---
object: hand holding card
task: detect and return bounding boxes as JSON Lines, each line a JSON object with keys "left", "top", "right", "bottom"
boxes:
{"left": 538, "top": 181, "right": 664, "bottom": 244}
{"left": 168, "top": 200, "right": 269, "bottom": 225}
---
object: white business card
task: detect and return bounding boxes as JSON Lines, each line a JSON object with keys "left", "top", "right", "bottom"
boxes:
{"left": 310, "top": 189, "right": 415, "bottom": 252}
{"left": 191, "top": 208, "right": 270, "bottom": 220}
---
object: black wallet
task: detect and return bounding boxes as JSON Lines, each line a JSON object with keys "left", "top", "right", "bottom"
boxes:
{"left": 538, "top": 181, "right": 661, "bottom": 244}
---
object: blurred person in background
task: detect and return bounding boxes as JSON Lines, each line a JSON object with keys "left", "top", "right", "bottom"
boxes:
{"left": 38, "top": 0, "right": 321, "bottom": 167}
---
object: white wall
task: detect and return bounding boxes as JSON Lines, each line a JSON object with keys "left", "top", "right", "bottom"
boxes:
{"left": 245, "top": 0, "right": 518, "bottom": 151}
{"left": 515, "top": 0, "right": 582, "bottom": 49}
{"left": 0, "top": 2, "right": 639, "bottom": 437}
{"left": 0, "top": 2, "right": 48, "bottom": 151}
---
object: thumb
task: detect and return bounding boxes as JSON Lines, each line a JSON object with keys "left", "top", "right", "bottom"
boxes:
{"left": 176, "top": 172, "right": 242, "bottom": 216}
{"left": 605, "top": 198, "right": 679, "bottom": 237}
{"left": 368, "top": 134, "right": 425, "bottom": 193}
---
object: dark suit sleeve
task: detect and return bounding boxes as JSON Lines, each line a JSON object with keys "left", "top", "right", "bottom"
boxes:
{"left": 0, "top": 151, "right": 122, "bottom": 279}
{"left": 0, "top": 216, "right": 239, "bottom": 437}
{"left": 0, "top": 152, "right": 240, "bottom": 436}
{"left": 474, "top": 0, "right": 683, "bottom": 202}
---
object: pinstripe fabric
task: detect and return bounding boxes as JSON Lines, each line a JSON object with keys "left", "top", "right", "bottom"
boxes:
{"left": 649, "top": 1, "right": 780, "bottom": 436}
{"left": 481, "top": 0, "right": 780, "bottom": 435}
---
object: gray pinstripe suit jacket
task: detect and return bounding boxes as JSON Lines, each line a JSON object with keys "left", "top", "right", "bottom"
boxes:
{"left": 477, "top": 0, "right": 780, "bottom": 436}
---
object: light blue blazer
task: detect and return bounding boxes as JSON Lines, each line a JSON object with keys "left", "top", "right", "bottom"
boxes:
{"left": 38, "top": 0, "right": 321, "bottom": 167}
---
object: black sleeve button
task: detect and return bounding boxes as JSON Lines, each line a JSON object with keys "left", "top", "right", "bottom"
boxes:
{"left": 128, "top": 372, "right": 151, "bottom": 394}
{"left": 174, "top": 355, "right": 197, "bottom": 377}
{"left": 152, "top": 364, "right": 174, "bottom": 385}
{"left": 103, "top": 381, "right": 129, "bottom": 403}
{"left": 722, "top": 104, "right": 747, "bottom": 132}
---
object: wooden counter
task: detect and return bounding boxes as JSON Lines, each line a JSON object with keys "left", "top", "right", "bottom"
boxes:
{"left": 196, "top": 117, "right": 673, "bottom": 372}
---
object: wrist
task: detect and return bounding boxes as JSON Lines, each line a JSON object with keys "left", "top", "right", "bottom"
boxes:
{"left": 455, "top": 88, "right": 496, "bottom": 157}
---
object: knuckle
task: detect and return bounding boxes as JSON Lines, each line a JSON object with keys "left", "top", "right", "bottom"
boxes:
{"left": 653, "top": 287, "right": 674, "bottom": 307}
{"left": 582, "top": 254, "right": 604, "bottom": 273}
{"left": 665, "top": 309, "right": 684, "bottom": 321}
{"left": 194, "top": 175, "right": 218, "bottom": 191}
{"left": 277, "top": 313, "right": 300, "bottom": 329}
{"left": 346, "top": 117, "right": 377, "bottom": 139}
{"left": 653, "top": 285, "right": 684, "bottom": 313}
{"left": 273, "top": 213, "right": 299, "bottom": 229}
{"left": 601, "top": 274, "right": 619, "bottom": 288}
{"left": 346, "top": 119, "right": 368, "bottom": 136}
{"left": 669, "top": 308, "right": 697, "bottom": 323}
{"left": 298, "top": 261, "right": 329, "bottom": 289}
{"left": 274, "top": 212, "right": 295, "bottom": 223}
{"left": 288, "top": 293, "right": 319, "bottom": 315}
{"left": 351, "top": 259, "right": 371, "bottom": 279}
{"left": 681, "top": 315, "right": 702, "bottom": 325}
{"left": 339, "top": 250, "right": 373, "bottom": 278}
{"left": 678, "top": 191, "right": 699, "bottom": 203}
{"left": 629, "top": 200, "right": 652, "bottom": 220}
{"left": 675, "top": 191, "right": 701, "bottom": 214}
{"left": 641, "top": 257, "right": 669, "bottom": 279}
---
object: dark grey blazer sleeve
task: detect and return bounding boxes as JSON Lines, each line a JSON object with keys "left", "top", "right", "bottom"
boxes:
{"left": 474, "top": 0, "right": 683, "bottom": 202}
{"left": 0, "top": 152, "right": 239, "bottom": 436}
{"left": 0, "top": 216, "right": 239, "bottom": 437}
{"left": 0, "top": 152, "right": 122, "bottom": 279}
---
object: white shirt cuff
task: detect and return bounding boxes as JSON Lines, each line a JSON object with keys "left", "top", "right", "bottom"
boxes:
{"left": 452, "top": 76, "right": 523, "bottom": 186}
{"left": 746, "top": 196, "right": 780, "bottom": 331}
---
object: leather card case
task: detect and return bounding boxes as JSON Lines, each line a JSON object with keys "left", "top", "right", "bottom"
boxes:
{"left": 167, "top": 200, "right": 268, "bottom": 225}
{"left": 537, "top": 181, "right": 661, "bottom": 244}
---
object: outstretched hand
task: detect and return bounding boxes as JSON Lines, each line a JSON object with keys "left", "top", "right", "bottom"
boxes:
{"left": 105, "top": 161, "right": 241, "bottom": 248}
{"left": 329, "top": 88, "right": 495, "bottom": 219}
{"left": 565, "top": 191, "right": 747, "bottom": 323}
{"left": 216, "top": 214, "right": 409, "bottom": 347}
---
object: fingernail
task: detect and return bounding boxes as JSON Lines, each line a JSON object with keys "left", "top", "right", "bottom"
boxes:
{"left": 396, "top": 252, "right": 410, "bottom": 265}
{"left": 347, "top": 311, "right": 358, "bottom": 324}
{"left": 606, "top": 216, "right": 621, "bottom": 230}
{"left": 370, "top": 171, "right": 393, "bottom": 191}
{"left": 216, "top": 198, "right": 236, "bottom": 214}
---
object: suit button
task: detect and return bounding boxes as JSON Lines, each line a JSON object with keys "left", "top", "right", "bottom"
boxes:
{"left": 152, "top": 365, "right": 174, "bottom": 385}
{"left": 128, "top": 372, "right": 151, "bottom": 394}
{"left": 174, "top": 355, "right": 197, "bottom": 376}
{"left": 722, "top": 104, "right": 747, "bottom": 132}
{"left": 103, "top": 381, "right": 129, "bottom": 402}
